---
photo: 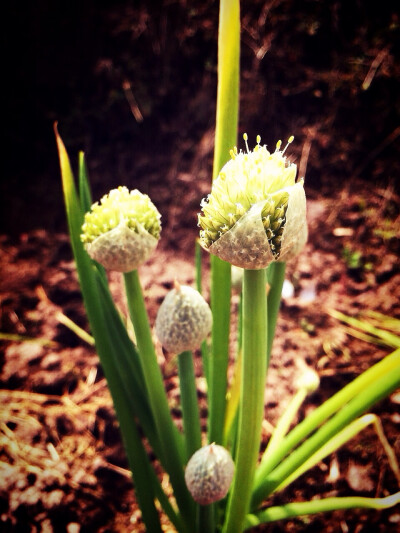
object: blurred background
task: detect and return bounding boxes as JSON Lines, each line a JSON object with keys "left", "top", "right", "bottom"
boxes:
{"left": 3, "top": 0, "right": 399, "bottom": 238}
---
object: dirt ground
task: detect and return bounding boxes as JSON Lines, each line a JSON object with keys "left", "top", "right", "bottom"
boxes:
{"left": 1, "top": 179, "right": 399, "bottom": 532}
{"left": 1, "top": 1, "right": 400, "bottom": 532}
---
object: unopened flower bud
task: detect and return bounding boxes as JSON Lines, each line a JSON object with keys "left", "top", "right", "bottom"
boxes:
{"left": 185, "top": 444, "right": 235, "bottom": 505}
{"left": 198, "top": 135, "right": 307, "bottom": 269}
{"left": 155, "top": 282, "right": 212, "bottom": 354}
{"left": 81, "top": 186, "right": 161, "bottom": 272}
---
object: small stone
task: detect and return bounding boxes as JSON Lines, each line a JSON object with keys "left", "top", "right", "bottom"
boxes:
{"left": 41, "top": 353, "right": 61, "bottom": 370}
{"left": 40, "top": 519, "right": 53, "bottom": 532}
{"left": 67, "top": 522, "right": 81, "bottom": 533}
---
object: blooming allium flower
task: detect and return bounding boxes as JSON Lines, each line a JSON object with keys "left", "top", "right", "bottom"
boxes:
{"left": 81, "top": 186, "right": 161, "bottom": 272}
{"left": 198, "top": 135, "right": 307, "bottom": 269}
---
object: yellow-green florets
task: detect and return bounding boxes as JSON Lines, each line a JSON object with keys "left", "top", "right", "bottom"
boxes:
{"left": 80, "top": 186, "right": 161, "bottom": 272}
{"left": 81, "top": 186, "right": 161, "bottom": 244}
{"left": 199, "top": 136, "right": 295, "bottom": 255}
{"left": 198, "top": 135, "right": 307, "bottom": 269}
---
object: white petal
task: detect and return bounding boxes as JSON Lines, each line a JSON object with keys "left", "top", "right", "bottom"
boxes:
{"left": 279, "top": 181, "right": 308, "bottom": 262}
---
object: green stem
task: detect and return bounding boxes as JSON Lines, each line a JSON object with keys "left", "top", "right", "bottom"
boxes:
{"left": 89, "top": 288, "right": 164, "bottom": 533}
{"left": 224, "top": 262, "right": 283, "bottom": 447}
{"left": 195, "top": 240, "right": 211, "bottom": 385}
{"left": 212, "top": 0, "right": 240, "bottom": 183}
{"left": 266, "top": 261, "right": 286, "bottom": 362}
{"left": 252, "top": 361, "right": 400, "bottom": 507}
{"left": 99, "top": 345, "right": 164, "bottom": 533}
{"left": 78, "top": 151, "right": 92, "bottom": 212}
{"left": 178, "top": 350, "right": 202, "bottom": 460}
{"left": 123, "top": 270, "right": 194, "bottom": 529}
{"left": 198, "top": 505, "right": 214, "bottom": 533}
{"left": 195, "top": 239, "right": 202, "bottom": 294}
{"left": 223, "top": 269, "right": 268, "bottom": 533}
{"left": 209, "top": 256, "right": 231, "bottom": 444}
{"left": 56, "top": 128, "right": 163, "bottom": 531}
{"left": 244, "top": 492, "right": 400, "bottom": 529}
{"left": 252, "top": 347, "right": 400, "bottom": 506}
{"left": 208, "top": 0, "right": 240, "bottom": 446}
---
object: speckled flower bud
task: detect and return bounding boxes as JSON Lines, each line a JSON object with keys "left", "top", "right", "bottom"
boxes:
{"left": 198, "top": 135, "right": 307, "bottom": 269}
{"left": 81, "top": 186, "right": 161, "bottom": 272}
{"left": 185, "top": 444, "right": 235, "bottom": 505}
{"left": 155, "top": 282, "right": 212, "bottom": 354}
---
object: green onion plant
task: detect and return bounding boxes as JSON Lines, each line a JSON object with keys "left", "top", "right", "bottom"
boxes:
{"left": 56, "top": 1, "right": 400, "bottom": 531}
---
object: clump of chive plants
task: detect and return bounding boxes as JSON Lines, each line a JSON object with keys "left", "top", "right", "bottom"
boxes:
{"left": 59, "top": 118, "right": 400, "bottom": 533}
{"left": 198, "top": 134, "right": 307, "bottom": 532}
{"left": 78, "top": 133, "right": 309, "bottom": 532}
{"left": 58, "top": 0, "right": 400, "bottom": 522}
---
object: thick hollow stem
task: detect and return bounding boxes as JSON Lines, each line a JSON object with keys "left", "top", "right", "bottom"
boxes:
{"left": 209, "top": 256, "right": 232, "bottom": 444}
{"left": 197, "top": 504, "right": 215, "bottom": 533}
{"left": 223, "top": 268, "right": 268, "bottom": 533}
{"left": 244, "top": 492, "right": 400, "bottom": 529}
{"left": 208, "top": 0, "right": 240, "bottom": 447}
{"left": 123, "top": 270, "right": 194, "bottom": 529}
{"left": 178, "top": 350, "right": 202, "bottom": 460}
{"left": 266, "top": 261, "right": 286, "bottom": 362}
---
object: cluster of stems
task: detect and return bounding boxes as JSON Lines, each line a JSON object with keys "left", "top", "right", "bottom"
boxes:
{"left": 56, "top": 0, "right": 400, "bottom": 531}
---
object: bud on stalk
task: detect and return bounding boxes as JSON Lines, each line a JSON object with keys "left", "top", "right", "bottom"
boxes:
{"left": 185, "top": 444, "right": 235, "bottom": 505}
{"left": 198, "top": 135, "right": 307, "bottom": 269}
{"left": 81, "top": 186, "right": 161, "bottom": 272}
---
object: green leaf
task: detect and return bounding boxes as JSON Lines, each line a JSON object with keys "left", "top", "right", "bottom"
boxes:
{"left": 251, "top": 348, "right": 400, "bottom": 507}
{"left": 55, "top": 124, "right": 164, "bottom": 532}
{"left": 244, "top": 492, "right": 400, "bottom": 528}
{"left": 207, "top": 0, "right": 240, "bottom": 448}
{"left": 78, "top": 151, "right": 92, "bottom": 213}
{"left": 329, "top": 309, "right": 400, "bottom": 349}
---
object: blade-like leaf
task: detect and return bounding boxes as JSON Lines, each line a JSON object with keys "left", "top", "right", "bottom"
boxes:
{"left": 245, "top": 492, "right": 400, "bottom": 528}
{"left": 78, "top": 151, "right": 92, "bottom": 213}
{"left": 55, "top": 124, "right": 164, "bottom": 531}
{"left": 252, "top": 354, "right": 400, "bottom": 505}
{"left": 329, "top": 309, "right": 400, "bottom": 349}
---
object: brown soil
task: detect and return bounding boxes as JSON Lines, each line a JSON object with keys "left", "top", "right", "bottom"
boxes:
{"left": 1, "top": 1, "right": 400, "bottom": 531}
{"left": 1, "top": 180, "right": 399, "bottom": 532}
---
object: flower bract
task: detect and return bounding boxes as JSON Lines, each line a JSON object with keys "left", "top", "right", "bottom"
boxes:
{"left": 185, "top": 444, "right": 235, "bottom": 505}
{"left": 155, "top": 282, "right": 212, "bottom": 354}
